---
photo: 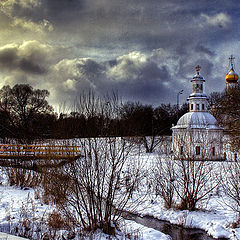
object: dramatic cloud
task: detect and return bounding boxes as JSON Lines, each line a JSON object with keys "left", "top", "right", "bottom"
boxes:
{"left": 0, "top": 0, "right": 40, "bottom": 17}
{"left": 11, "top": 18, "right": 53, "bottom": 33}
{"left": 0, "top": 41, "right": 54, "bottom": 74}
{"left": 106, "top": 52, "right": 149, "bottom": 82}
{"left": 44, "top": 50, "right": 192, "bottom": 106}
{"left": 0, "top": 0, "right": 239, "bottom": 109}
{"left": 200, "top": 13, "right": 231, "bottom": 28}
{"left": 0, "top": 0, "right": 53, "bottom": 43}
{"left": 63, "top": 79, "right": 77, "bottom": 91}
{"left": 0, "top": 40, "right": 60, "bottom": 91}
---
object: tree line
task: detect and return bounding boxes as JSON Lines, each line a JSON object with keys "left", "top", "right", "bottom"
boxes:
{"left": 0, "top": 83, "right": 239, "bottom": 144}
{"left": 0, "top": 84, "right": 188, "bottom": 141}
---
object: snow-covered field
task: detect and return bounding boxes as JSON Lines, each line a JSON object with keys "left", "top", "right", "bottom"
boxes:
{"left": 0, "top": 146, "right": 240, "bottom": 240}
{"left": 0, "top": 183, "right": 170, "bottom": 240}
{"left": 127, "top": 153, "right": 240, "bottom": 240}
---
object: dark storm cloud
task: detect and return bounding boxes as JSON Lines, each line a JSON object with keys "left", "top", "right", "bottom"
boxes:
{"left": 0, "top": 0, "right": 239, "bottom": 107}
{"left": 195, "top": 45, "right": 215, "bottom": 57}
{"left": 0, "top": 49, "right": 47, "bottom": 75}
{"left": 12, "top": 0, "right": 236, "bottom": 51}
{"left": 3, "top": 0, "right": 236, "bottom": 62}
{"left": 109, "top": 64, "right": 174, "bottom": 104}
{"left": 0, "top": 41, "right": 54, "bottom": 75}
{"left": 48, "top": 50, "right": 186, "bottom": 106}
{"left": 19, "top": 58, "right": 46, "bottom": 74}
{"left": 0, "top": 47, "right": 18, "bottom": 69}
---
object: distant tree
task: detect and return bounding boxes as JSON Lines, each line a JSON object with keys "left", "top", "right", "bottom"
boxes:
{"left": 177, "top": 103, "right": 189, "bottom": 120}
{"left": 0, "top": 84, "right": 54, "bottom": 140}
{"left": 119, "top": 102, "right": 188, "bottom": 153}
{"left": 32, "top": 112, "right": 57, "bottom": 138}
{"left": 75, "top": 91, "right": 121, "bottom": 137}
{"left": 54, "top": 112, "right": 86, "bottom": 138}
{"left": 120, "top": 102, "right": 153, "bottom": 136}
{"left": 210, "top": 85, "right": 240, "bottom": 150}
{"left": 154, "top": 103, "right": 188, "bottom": 135}
{"left": 208, "top": 92, "right": 223, "bottom": 109}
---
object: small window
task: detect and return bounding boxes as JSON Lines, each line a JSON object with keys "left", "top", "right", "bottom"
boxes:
{"left": 202, "top": 104, "right": 205, "bottom": 110}
{"left": 196, "top": 84, "right": 199, "bottom": 89}
{"left": 196, "top": 104, "right": 200, "bottom": 111}
{"left": 212, "top": 147, "right": 215, "bottom": 156}
{"left": 180, "top": 146, "right": 183, "bottom": 155}
{"left": 234, "top": 153, "right": 237, "bottom": 161}
{"left": 223, "top": 152, "right": 226, "bottom": 160}
{"left": 199, "top": 84, "right": 203, "bottom": 90}
{"left": 191, "top": 104, "right": 193, "bottom": 110}
{"left": 196, "top": 146, "right": 200, "bottom": 155}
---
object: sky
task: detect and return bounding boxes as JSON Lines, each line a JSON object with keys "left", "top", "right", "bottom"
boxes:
{"left": 0, "top": 0, "right": 239, "bottom": 110}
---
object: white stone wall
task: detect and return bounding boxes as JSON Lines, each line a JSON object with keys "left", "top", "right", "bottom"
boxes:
{"left": 172, "top": 128, "right": 223, "bottom": 160}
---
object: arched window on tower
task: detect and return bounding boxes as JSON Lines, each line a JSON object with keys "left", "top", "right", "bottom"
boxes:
{"left": 196, "top": 146, "right": 200, "bottom": 155}
{"left": 196, "top": 104, "right": 200, "bottom": 111}
{"left": 202, "top": 104, "right": 205, "bottom": 111}
{"left": 212, "top": 147, "right": 215, "bottom": 156}
{"left": 180, "top": 146, "right": 183, "bottom": 155}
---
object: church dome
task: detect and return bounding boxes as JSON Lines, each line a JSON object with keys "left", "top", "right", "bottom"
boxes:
{"left": 226, "top": 65, "right": 239, "bottom": 83}
{"left": 173, "top": 112, "right": 221, "bottom": 129}
{"left": 193, "top": 73, "right": 204, "bottom": 80}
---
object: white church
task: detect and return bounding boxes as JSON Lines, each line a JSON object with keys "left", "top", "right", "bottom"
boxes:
{"left": 172, "top": 57, "right": 239, "bottom": 161}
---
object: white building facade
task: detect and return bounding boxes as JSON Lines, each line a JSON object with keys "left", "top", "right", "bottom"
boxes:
{"left": 172, "top": 65, "right": 224, "bottom": 160}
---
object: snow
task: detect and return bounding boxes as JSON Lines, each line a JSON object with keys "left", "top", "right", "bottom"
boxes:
{"left": 0, "top": 150, "right": 240, "bottom": 239}
{"left": 173, "top": 111, "right": 221, "bottom": 129}
{"left": 139, "top": 206, "right": 233, "bottom": 239}
{"left": 0, "top": 169, "right": 172, "bottom": 240}
{"left": 78, "top": 223, "right": 171, "bottom": 240}
{"left": 124, "top": 220, "right": 171, "bottom": 240}
{"left": 125, "top": 153, "right": 240, "bottom": 240}
{"left": 0, "top": 232, "right": 28, "bottom": 239}
{"left": 0, "top": 186, "right": 46, "bottom": 224}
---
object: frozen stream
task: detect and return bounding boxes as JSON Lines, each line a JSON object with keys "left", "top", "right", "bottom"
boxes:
{"left": 126, "top": 213, "right": 230, "bottom": 240}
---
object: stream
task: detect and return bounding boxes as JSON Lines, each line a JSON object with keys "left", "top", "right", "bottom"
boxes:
{"left": 0, "top": 213, "right": 230, "bottom": 240}
{"left": 125, "top": 213, "right": 230, "bottom": 240}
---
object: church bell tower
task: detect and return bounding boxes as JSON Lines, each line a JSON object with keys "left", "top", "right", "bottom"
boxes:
{"left": 188, "top": 65, "right": 208, "bottom": 113}
{"left": 226, "top": 55, "right": 239, "bottom": 89}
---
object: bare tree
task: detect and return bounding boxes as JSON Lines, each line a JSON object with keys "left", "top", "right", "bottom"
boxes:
{"left": 173, "top": 159, "right": 217, "bottom": 210}
{"left": 0, "top": 84, "right": 54, "bottom": 140}
{"left": 74, "top": 90, "right": 121, "bottom": 137}
{"left": 154, "top": 129, "right": 219, "bottom": 211}
{"left": 120, "top": 102, "right": 188, "bottom": 153}
{"left": 153, "top": 157, "right": 176, "bottom": 209}
{"left": 219, "top": 161, "right": 240, "bottom": 225}
{"left": 55, "top": 137, "right": 144, "bottom": 234}
{"left": 210, "top": 85, "right": 240, "bottom": 152}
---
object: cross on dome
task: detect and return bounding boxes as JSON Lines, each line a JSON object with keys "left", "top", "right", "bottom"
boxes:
{"left": 195, "top": 65, "right": 201, "bottom": 74}
{"left": 229, "top": 55, "right": 235, "bottom": 68}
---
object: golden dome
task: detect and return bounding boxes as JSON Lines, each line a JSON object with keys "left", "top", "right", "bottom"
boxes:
{"left": 226, "top": 64, "right": 239, "bottom": 83}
